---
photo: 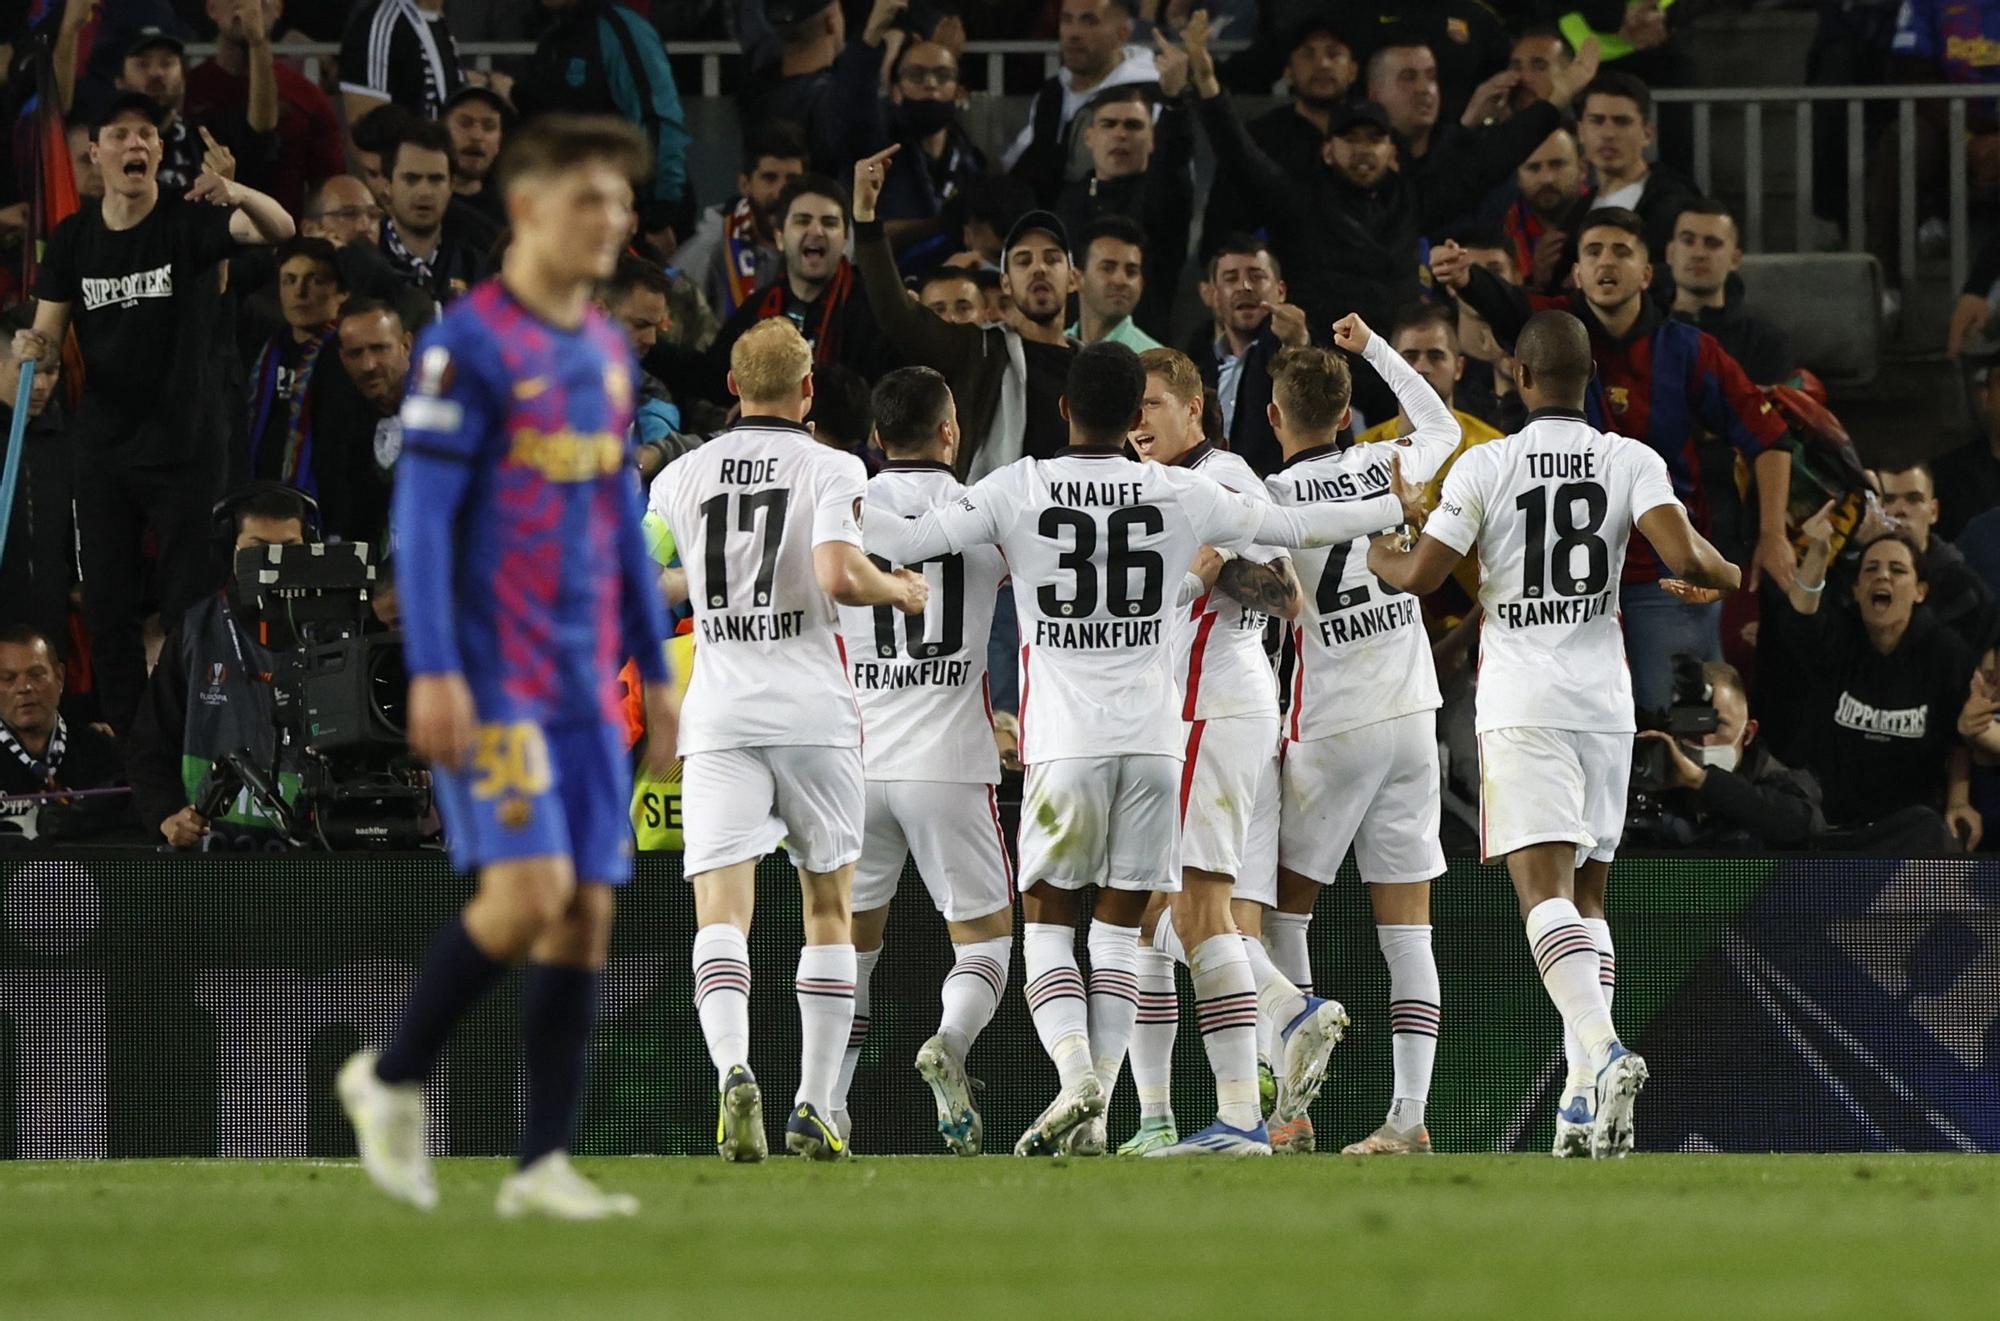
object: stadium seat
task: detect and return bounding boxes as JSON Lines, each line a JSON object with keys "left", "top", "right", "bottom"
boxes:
{"left": 1739, "top": 252, "right": 1884, "bottom": 388}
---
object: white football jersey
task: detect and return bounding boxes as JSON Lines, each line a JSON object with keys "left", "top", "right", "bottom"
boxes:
{"left": 1424, "top": 411, "right": 1680, "bottom": 735}
{"left": 864, "top": 445, "right": 1404, "bottom": 764}
{"left": 1173, "top": 443, "right": 1281, "bottom": 722}
{"left": 1268, "top": 332, "right": 1464, "bottom": 741}
{"left": 835, "top": 462, "right": 1007, "bottom": 784}
{"left": 649, "top": 418, "right": 867, "bottom": 755}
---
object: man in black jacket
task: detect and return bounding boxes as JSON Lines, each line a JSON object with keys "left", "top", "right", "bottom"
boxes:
{"left": 1055, "top": 84, "right": 1192, "bottom": 341}
{"left": 1181, "top": 15, "right": 1599, "bottom": 423}
{"left": 1576, "top": 71, "right": 1699, "bottom": 263}
{"left": 1201, "top": 13, "right": 1360, "bottom": 254}
{"left": 1873, "top": 463, "right": 1999, "bottom": 657}
{"left": 1662, "top": 199, "right": 1795, "bottom": 385}
{"left": 0, "top": 315, "right": 71, "bottom": 655}
{"left": 1634, "top": 661, "right": 1825, "bottom": 851}
{"left": 1185, "top": 233, "right": 1309, "bottom": 476}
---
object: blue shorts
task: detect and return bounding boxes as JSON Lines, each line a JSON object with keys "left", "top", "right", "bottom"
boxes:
{"left": 432, "top": 717, "right": 635, "bottom": 884}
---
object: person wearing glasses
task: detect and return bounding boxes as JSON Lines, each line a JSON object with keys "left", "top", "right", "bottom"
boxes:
{"left": 827, "top": 0, "right": 988, "bottom": 271}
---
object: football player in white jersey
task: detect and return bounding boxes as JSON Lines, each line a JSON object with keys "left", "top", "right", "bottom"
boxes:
{"left": 865, "top": 341, "right": 1424, "bottom": 1157}
{"left": 1369, "top": 310, "right": 1740, "bottom": 1158}
{"left": 1261, "top": 316, "right": 1463, "bottom": 1156}
{"left": 1116, "top": 347, "right": 1351, "bottom": 1157}
{"left": 650, "top": 319, "right": 930, "bottom": 1163}
{"left": 829, "top": 367, "right": 1013, "bottom": 1156}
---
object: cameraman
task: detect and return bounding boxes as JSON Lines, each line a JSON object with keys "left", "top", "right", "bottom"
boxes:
{"left": 127, "top": 485, "right": 310, "bottom": 850}
{"left": 1634, "top": 662, "right": 1824, "bottom": 850}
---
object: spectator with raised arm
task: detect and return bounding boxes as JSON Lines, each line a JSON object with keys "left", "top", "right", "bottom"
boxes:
{"left": 824, "top": 0, "right": 986, "bottom": 269}
{"left": 14, "top": 93, "right": 294, "bottom": 733}
{"left": 1186, "top": 233, "right": 1307, "bottom": 477}
{"left": 1772, "top": 505, "right": 1981, "bottom": 853}
{"left": 851, "top": 144, "right": 1077, "bottom": 478}
{"left": 186, "top": 0, "right": 345, "bottom": 221}
{"left": 1180, "top": 13, "right": 1601, "bottom": 423}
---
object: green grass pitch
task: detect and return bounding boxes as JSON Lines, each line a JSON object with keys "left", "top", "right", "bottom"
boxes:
{"left": 4, "top": 1156, "right": 1997, "bottom": 1320}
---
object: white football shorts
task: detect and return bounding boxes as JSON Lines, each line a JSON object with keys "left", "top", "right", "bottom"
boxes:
{"left": 1477, "top": 725, "right": 1633, "bottom": 865}
{"left": 1018, "top": 754, "right": 1181, "bottom": 892}
{"left": 851, "top": 780, "right": 1014, "bottom": 922}
{"left": 1279, "top": 710, "right": 1446, "bottom": 886}
{"left": 680, "top": 745, "right": 865, "bottom": 876}
{"left": 1180, "top": 714, "right": 1281, "bottom": 903}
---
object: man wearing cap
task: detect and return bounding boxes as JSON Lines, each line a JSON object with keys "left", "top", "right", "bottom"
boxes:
{"left": 12, "top": 93, "right": 295, "bottom": 733}
{"left": 114, "top": 27, "right": 204, "bottom": 193}
{"left": 442, "top": 84, "right": 509, "bottom": 228}
{"left": 186, "top": 0, "right": 347, "bottom": 221}
{"left": 855, "top": 147, "right": 1078, "bottom": 478}
{"left": 1178, "top": 14, "right": 1599, "bottom": 423}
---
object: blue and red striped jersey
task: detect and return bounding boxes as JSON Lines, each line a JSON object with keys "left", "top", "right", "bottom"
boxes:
{"left": 1521, "top": 291, "right": 1788, "bottom": 583}
{"left": 392, "top": 279, "right": 671, "bottom": 726}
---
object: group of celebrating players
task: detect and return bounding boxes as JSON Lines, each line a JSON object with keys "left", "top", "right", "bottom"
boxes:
{"left": 331, "top": 113, "right": 1739, "bottom": 1220}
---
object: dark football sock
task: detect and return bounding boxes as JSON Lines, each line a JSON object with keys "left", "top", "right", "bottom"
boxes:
{"left": 518, "top": 963, "right": 601, "bottom": 1168}
{"left": 375, "top": 919, "right": 507, "bottom": 1085}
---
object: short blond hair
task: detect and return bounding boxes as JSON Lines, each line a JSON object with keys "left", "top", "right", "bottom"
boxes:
{"left": 729, "top": 318, "right": 813, "bottom": 405}
{"left": 1268, "top": 346, "right": 1351, "bottom": 434}
{"left": 1138, "top": 347, "right": 1203, "bottom": 406}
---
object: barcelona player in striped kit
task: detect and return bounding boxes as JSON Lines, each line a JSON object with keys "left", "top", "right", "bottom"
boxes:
{"left": 337, "top": 117, "right": 677, "bottom": 1219}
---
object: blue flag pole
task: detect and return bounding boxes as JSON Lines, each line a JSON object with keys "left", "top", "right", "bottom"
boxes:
{"left": 0, "top": 358, "right": 35, "bottom": 572}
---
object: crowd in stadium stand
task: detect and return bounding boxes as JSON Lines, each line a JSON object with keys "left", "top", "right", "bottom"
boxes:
{"left": 3, "top": 0, "right": 2000, "bottom": 858}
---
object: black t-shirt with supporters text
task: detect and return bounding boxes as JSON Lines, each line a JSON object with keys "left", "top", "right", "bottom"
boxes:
{"left": 35, "top": 196, "right": 238, "bottom": 460}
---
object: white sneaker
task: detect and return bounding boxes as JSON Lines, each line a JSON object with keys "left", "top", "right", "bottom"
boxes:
{"left": 1591, "top": 1048, "right": 1647, "bottom": 1159}
{"left": 337, "top": 1049, "right": 437, "bottom": 1210}
{"left": 1552, "top": 1095, "right": 1594, "bottom": 1158}
{"left": 495, "top": 1152, "right": 639, "bottom": 1220}
{"left": 914, "top": 1034, "right": 982, "bottom": 1156}
{"left": 1275, "top": 997, "right": 1349, "bottom": 1122}
{"left": 1061, "top": 1112, "right": 1107, "bottom": 1157}
{"left": 1013, "top": 1074, "right": 1106, "bottom": 1156}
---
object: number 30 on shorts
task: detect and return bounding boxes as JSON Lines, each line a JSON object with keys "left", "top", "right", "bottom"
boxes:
{"left": 470, "top": 722, "right": 552, "bottom": 801}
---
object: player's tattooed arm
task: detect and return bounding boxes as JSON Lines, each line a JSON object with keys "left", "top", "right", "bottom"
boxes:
{"left": 1216, "top": 555, "right": 1303, "bottom": 620}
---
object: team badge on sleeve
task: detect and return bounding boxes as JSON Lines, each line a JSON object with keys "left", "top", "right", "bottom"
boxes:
{"left": 403, "top": 346, "right": 465, "bottom": 432}
{"left": 415, "top": 346, "right": 455, "bottom": 397}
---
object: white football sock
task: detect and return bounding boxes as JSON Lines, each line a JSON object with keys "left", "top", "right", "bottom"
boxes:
{"left": 1378, "top": 923, "right": 1439, "bottom": 1131}
{"left": 1562, "top": 919, "right": 1617, "bottom": 1106}
{"left": 1241, "top": 930, "right": 1295, "bottom": 1088}
{"left": 1086, "top": 920, "right": 1141, "bottom": 1096}
{"left": 1525, "top": 898, "right": 1618, "bottom": 1081}
{"left": 938, "top": 935, "right": 1010, "bottom": 1063}
{"left": 692, "top": 923, "right": 751, "bottom": 1086}
{"left": 794, "top": 944, "right": 856, "bottom": 1113}
{"left": 1191, "top": 934, "right": 1262, "bottom": 1130}
{"left": 833, "top": 944, "right": 881, "bottom": 1116}
{"left": 1023, "top": 923, "right": 1093, "bottom": 1089}
{"left": 1264, "top": 910, "right": 1313, "bottom": 990}
{"left": 1130, "top": 943, "right": 1179, "bottom": 1121}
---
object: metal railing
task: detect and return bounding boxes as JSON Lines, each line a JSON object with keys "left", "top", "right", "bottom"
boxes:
{"left": 1658, "top": 84, "right": 1996, "bottom": 295}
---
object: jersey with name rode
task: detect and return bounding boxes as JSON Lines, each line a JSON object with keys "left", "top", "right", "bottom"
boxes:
{"left": 862, "top": 447, "right": 1403, "bottom": 764}
{"left": 1265, "top": 333, "right": 1465, "bottom": 741}
{"left": 648, "top": 417, "right": 868, "bottom": 755}
{"left": 1174, "top": 443, "right": 1281, "bottom": 722}
{"left": 393, "top": 279, "right": 669, "bottom": 725}
{"left": 1423, "top": 409, "right": 1680, "bottom": 735}
{"left": 835, "top": 461, "right": 1006, "bottom": 783}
